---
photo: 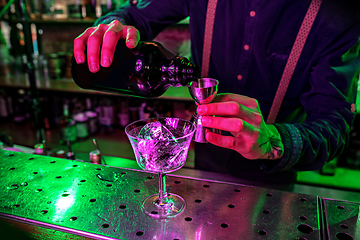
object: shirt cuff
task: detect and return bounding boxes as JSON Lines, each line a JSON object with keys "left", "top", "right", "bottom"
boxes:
{"left": 260, "top": 124, "right": 303, "bottom": 172}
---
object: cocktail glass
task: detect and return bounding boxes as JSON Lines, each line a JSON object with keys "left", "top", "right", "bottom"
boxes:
{"left": 125, "top": 117, "right": 195, "bottom": 219}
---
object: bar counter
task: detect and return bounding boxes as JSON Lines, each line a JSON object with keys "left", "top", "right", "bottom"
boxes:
{"left": 1, "top": 150, "right": 359, "bottom": 240}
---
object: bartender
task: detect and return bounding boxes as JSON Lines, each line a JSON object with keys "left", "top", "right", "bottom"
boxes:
{"left": 73, "top": 0, "right": 360, "bottom": 188}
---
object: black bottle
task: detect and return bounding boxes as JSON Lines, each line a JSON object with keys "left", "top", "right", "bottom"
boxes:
{"left": 71, "top": 40, "right": 199, "bottom": 98}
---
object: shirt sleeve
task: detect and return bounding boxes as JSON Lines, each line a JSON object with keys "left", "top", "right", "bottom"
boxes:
{"left": 262, "top": 29, "right": 360, "bottom": 172}
{"left": 93, "top": 0, "right": 190, "bottom": 41}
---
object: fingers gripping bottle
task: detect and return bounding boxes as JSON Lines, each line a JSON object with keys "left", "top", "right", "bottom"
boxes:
{"left": 71, "top": 40, "right": 199, "bottom": 98}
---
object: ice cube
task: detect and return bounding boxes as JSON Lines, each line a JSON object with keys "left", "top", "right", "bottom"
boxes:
{"left": 134, "top": 121, "right": 189, "bottom": 172}
{"left": 138, "top": 121, "right": 176, "bottom": 141}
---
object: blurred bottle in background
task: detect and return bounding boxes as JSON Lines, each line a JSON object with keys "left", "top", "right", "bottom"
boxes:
{"left": 0, "top": 23, "right": 11, "bottom": 76}
{"left": 0, "top": 0, "right": 9, "bottom": 19}
{"left": 74, "top": 111, "right": 89, "bottom": 140}
{"left": 9, "top": 24, "right": 26, "bottom": 70}
{"left": 64, "top": 52, "right": 73, "bottom": 78}
{"left": 59, "top": 99, "right": 77, "bottom": 144}
{"left": 84, "top": 0, "right": 95, "bottom": 19}
{"left": 26, "top": 0, "right": 42, "bottom": 19}
{"left": 98, "top": 97, "right": 114, "bottom": 134}
{"left": 49, "top": 95, "right": 63, "bottom": 128}
{"left": 138, "top": 100, "right": 146, "bottom": 119}
{"left": 95, "top": 0, "right": 112, "bottom": 17}
{"left": 47, "top": 53, "right": 62, "bottom": 79}
{"left": 85, "top": 97, "right": 99, "bottom": 136}
{"left": 143, "top": 100, "right": 154, "bottom": 119}
{"left": 117, "top": 98, "right": 129, "bottom": 128}
{"left": 12, "top": 89, "right": 30, "bottom": 124}
{"left": 9, "top": 2, "right": 21, "bottom": 20}
{"left": 67, "top": 0, "right": 84, "bottom": 19}
{"left": 54, "top": 0, "right": 68, "bottom": 19}
{"left": 128, "top": 99, "right": 139, "bottom": 123}
{"left": 39, "top": 96, "right": 51, "bottom": 130}
{"left": 41, "top": 0, "right": 54, "bottom": 19}
{"left": 0, "top": 90, "right": 11, "bottom": 123}
{"left": 41, "top": 0, "right": 67, "bottom": 19}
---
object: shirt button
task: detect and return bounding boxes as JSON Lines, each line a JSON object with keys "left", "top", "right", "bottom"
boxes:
{"left": 250, "top": 11, "right": 256, "bottom": 17}
{"left": 244, "top": 44, "right": 250, "bottom": 51}
{"left": 237, "top": 74, "right": 243, "bottom": 80}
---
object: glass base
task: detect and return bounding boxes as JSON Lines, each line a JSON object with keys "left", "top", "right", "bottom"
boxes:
{"left": 141, "top": 193, "right": 186, "bottom": 219}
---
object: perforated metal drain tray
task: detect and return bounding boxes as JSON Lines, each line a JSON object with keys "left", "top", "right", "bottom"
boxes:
{"left": 0, "top": 150, "right": 359, "bottom": 240}
{"left": 320, "top": 198, "right": 360, "bottom": 240}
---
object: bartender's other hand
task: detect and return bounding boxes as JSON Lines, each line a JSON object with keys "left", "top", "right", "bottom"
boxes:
{"left": 73, "top": 20, "right": 140, "bottom": 73}
{"left": 197, "top": 93, "right": 284, "bottom": 160}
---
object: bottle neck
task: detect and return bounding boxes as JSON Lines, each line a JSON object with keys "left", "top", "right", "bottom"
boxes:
{"left": 162, "top": 56, "right": 199, "bottom": 87}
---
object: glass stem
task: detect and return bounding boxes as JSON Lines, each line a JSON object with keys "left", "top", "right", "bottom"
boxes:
{"left": 158, "top": 173, "right": 169, "bottom": 205}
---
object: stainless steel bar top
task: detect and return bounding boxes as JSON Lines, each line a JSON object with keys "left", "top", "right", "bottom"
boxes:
{"left": 0, "top": 150, "right": 359, "bottom": 240}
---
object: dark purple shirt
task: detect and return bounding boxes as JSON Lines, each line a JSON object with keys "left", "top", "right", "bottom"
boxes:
{"left": 95, "top": 0, "right": 360, "bottom": 181}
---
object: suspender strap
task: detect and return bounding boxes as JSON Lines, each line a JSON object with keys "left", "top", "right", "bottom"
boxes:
{"left": 201, "top": 0, "right": 218, "bottom": 78}
{"left": 201, "top": 0, "right": 323, "bottom": 124}
{"left": 266, "top": 0, "right": 322, "bottom": 124}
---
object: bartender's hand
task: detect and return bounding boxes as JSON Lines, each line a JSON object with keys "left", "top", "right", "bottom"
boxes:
{"left": 73, "top": 20, "right": 140, "bottom": 73}
{"left": 197, "top": 93, "right": 284, "bottom": 160}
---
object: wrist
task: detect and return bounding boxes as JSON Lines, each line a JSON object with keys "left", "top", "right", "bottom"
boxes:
{"left": 260, "top": 124, "right": 284, "bottom": 160}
